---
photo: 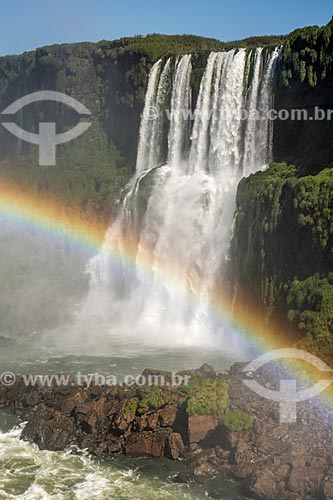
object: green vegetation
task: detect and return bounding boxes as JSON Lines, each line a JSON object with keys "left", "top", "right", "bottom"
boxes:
{"left": 220, "top": 410, "right": 254, "bottom": 431}
{"left": 0, "top": 42, "right": 134, "bottom": 221}
{"left": 274, "top": 18, "right": 333, "bottom": 172}
{"left": 97, "top": 33, "right": 284, "bottom": 63}
{"left": 186, "top": 378, "right": 229, "bottom": 419}
{"left": 137, "top": 386, "right": 168, "bottom": 414}
{"left": 286, "top": 274, "right": 333, "bottom": 358}
{"left": 0, "top": 33, "right": 283, "bottom": 222}
{"left": 124, "top": 397, "right": 139, "bottom": 415}
{"left": 0, "top": 29, "right": 287, "bottom": 223}
{"left": 225, "top": 35, "right": 285, "bottom": 50}
{"left": 0, "top": 126, "right": 129, "bottom": 222}
{"left": 0, "top": 23, "right": 332, "bottom": 362}
{"left": 232, "top": 162, "right": 333, "bottom": 362}
{"left": 121, "top": 376, "right": 254, "bottom": 432}
{"left": 278, "top": 17, "right": 333, "bottom": 87}
{"left": 102, "top": 34, "right": 224, "bottom": 62}
{"left": 185, "top": 378, "right": 253, "bottom": 431}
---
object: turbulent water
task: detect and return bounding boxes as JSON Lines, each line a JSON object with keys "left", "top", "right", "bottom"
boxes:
{"left": 0, "top": 352, "right": 239, "bottom": 500}
{"left": 0, "top": 424, "right": 240, "bottom": 500}
{"left": 0, "top": 48, "right": 280, "bottom": 499}
{"left": 84, "top": 48, "right": 279, "bottom": 350}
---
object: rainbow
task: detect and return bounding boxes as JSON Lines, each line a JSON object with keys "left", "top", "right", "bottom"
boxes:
{"left": 0, "top": 179, "right": 106, "bottom": 251}
{"left": 0, "top": 177, "right": 299, "bottom": 352}
{"left": 1, "top": 178, "right": 332, "bottom": 407}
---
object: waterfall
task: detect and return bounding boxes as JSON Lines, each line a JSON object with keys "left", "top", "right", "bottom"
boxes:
{"left": 84, "top": 48, "right": 279, "bottom": 348}
{"left": 148, "top": 57, "right": 172, "bottom": 169}
{"left": 168, "top": 55, "right": 192, "bottom": 166}
{"left": 208, "top": 49, "right": 247, "bottom": 178}
{"left": 243, "top": 47, "right": 280, "bottom": 175}
{"left": 189, "top": 52, "right": 218, "bottom": 173}
{"left": 243, "top": 48, "right": 263, "bottom": 174}
{"left": 258, "top": 47, "right": 280, "bottom": 165}
{"left": 135, "top": 60, "right": 162, "bottom": 174}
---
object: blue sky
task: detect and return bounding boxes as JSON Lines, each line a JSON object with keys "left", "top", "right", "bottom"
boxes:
{"left": 1, "top": 0, "right": 332, "bottom": 56}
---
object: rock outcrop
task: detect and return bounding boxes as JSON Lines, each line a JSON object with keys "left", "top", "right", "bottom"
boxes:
{"left": 0, "top": 380, "right": 187, "bottom": 460}
{"left": 0, "top": 362, "right": 332, "bottom": 500}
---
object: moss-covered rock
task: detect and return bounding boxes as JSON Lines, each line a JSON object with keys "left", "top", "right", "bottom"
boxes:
{"left": 124, "top": 397, "right": 139, "bottom": 416}
{"left": 221, "top": 410, "right": 254, "bottom": 431}
{"left": 273, "top": 18, "right": 333, "bottom": 172}
{"left": 137, "top": 386, "right": 168, "bottom": 414}
{"left": 277, "top": 17, "right": 333, "bottom": 88}
{"left": 186, "top": 378, "right": 229, "bottom": 420}
{"left": 231, "top": 162, "right": 333, "bottom": 360}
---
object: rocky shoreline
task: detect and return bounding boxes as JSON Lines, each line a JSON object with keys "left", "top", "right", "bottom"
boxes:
{"left": 0, "top": 363, "right": 332, "bottom": 500}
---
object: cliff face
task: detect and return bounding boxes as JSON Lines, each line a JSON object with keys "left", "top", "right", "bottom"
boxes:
{"left": 231, "top": 163, "right": 333, "bottom": 357}
{"left": 0, "top": 42, "right": 151, "bottom": 335}
{"left": 1, "top": 26, "right": 333, "bottom": 348}
{"left": 0, "top": 42, "right": 150, "bottom": 221}
{"left": 231, "top": 19, "right": 333, "bottom": 357}
{"left": 273, "top": 18, "right": 333, "bottom": 172}
{"left": 0, "top": 33, "right": 283, "bottom": 221}
{"left": 273, "top": 75, "right": 333, "bottom": 172}
{"left": 0, "top": 35, "right": 231, "bottom": 335}
{"left": 0, "top": 24, "right": 330, "bottom": 219}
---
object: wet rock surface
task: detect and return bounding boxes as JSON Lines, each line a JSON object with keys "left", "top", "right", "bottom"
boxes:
{"left": 0, "top": 362, "right": 332, "bottom": 500}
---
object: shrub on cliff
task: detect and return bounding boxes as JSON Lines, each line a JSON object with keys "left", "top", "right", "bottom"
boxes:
{"left": 221, "top": 410, "right": 254, "bottom": 431}
{"left": 278, "top": 18, "right": 333, "bottom": 87}
{"left": 186, "top": 378, "right": 229, "bottom": 419}
{"left": 232, "top": 162, "right": 333, "bottom": 362}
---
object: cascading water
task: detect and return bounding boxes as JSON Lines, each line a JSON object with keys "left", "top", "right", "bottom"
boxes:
{"left": 243, "top": 47, "right": 280, "bottom": 175}
{"left": 168, "top": 54, "right": 192, "bottom": 166}
{"left": 148, "top": 57, "right": 172, "bottom": 170}
{"left": 135, "top": 59, "right": 163, "bottom": 174}
{"left": 83, "top": 48, "right": 279, "bottom": 349}
{"left": 189, "top": 52, "right": 218, "bottom": 173}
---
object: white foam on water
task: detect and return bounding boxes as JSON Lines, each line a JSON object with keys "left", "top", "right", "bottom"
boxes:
{"left": 0, "top": 426, "right": 213, "bottom": 499}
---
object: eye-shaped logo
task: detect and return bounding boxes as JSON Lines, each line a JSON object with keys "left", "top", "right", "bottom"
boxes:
{"left": 1, "top": 91, "right": 92, "bottom": 166}
{"left": 242, "top": 348, "right": 333, "bottom": 423}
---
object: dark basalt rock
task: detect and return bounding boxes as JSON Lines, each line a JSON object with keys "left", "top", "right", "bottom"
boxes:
{"left": 0, "top": 362, "right": 332, "bottom": 500}
{"left": 188, "top": 414, "right": 219, "bottom": 446}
